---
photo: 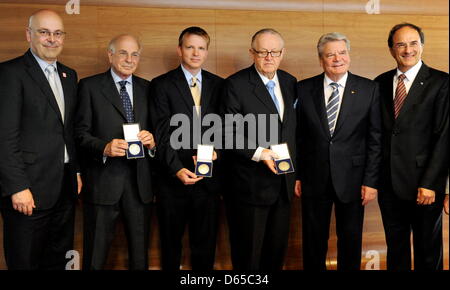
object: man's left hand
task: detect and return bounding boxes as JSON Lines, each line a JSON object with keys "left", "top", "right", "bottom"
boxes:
{"left": 417, "top": 187, "right": 435, "bottom": 205}
{"left": 77, "top": 174, "right": 82, "bottom": 195}
{"left": 361, "top": 185, "right": 378, "bottom": 206}
{"left": 138, "top": 130, "right": 156, "bottom": 149}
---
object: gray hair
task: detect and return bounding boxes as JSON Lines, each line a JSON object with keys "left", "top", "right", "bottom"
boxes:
{"left": 317, "top": 32, "right": 350, "bottom": 57}
{"left": 251, "top": 28, "right": 285, "bottom": 49}
{"left": 108, "top": 34, "right": 141, "bottom": 53}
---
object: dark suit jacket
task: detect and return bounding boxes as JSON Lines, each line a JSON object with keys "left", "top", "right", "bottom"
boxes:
{"left": 296, "top": 72, "right": 381, "bottom": 203}
{"left": 0, "top": 49, "right": 79, "bottom": 210}
{"left": 150, "top": 66, "right": 224, "bottom": 194}
{"left": 375, "top": 63, "right": 449, "bottom": 201}
{"left": 221, "top": 65, "right": 297, "bottom": 206}
{"left": 75, "top": 71, "right": 154, "bottom": 205}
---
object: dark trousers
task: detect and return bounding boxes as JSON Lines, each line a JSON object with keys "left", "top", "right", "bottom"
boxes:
{"left": 157, "top": 184, "right": 219, "bottom": 271}
{"left": 0, "top": 165, "right": 75, "bottom": 270}
{"left": 230, "top": 185, "right": 291, "bottom": 271}
{"left": 302, "top": 180, "right": 364, "bottom": 271}
{"left": 82, "top": 169, "right": 152, "bottom": 270}
{"left": 378, "top": 187, "right": 444, "bottom": 271}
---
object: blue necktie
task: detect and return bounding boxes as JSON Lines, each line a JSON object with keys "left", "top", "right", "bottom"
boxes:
{"left": 118, "top": 80, "right": 134, "bottom": 123}
{"left": 266, "top": 80, "right": 280, "bottom": 114}
{"left": 326, "top": 82, "right": 340, "bottom": 136}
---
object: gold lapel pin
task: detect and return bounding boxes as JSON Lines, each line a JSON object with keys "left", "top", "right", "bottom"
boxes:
{"left": 351, "top": 90, "right": 356, "bottom": 94}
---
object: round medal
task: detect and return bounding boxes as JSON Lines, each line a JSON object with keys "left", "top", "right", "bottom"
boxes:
{"left": 129, "top": 143, "right": 141, "bottom": 155}
{"left": 278, "top": 161, "right": 290, "bottom": 172}
{"left": 198, "top": 164, "right": 210, "bottom": 175}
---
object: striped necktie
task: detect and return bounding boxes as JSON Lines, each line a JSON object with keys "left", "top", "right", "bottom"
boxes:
{"left": 393, "top": 74, "right": 407, "bottom": 119}
{"left": 326, "top": 82, "right": 340, "bottom": 136}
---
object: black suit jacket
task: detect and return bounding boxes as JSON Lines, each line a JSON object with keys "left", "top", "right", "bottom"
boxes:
{"left": 75, "top": 71, "right": 154, "bottom": 205}
{"left": 221, "top": 65, "right": 297, "bottom": 206}
{"left": 0, "top": 49, "right": 79, "bottom": 210}
{"left": 296, "top": 72, "right": 381, "bottom": 203}
{"left": 150, "top": 66, "right": 224, "bottom": 194}
{"left": 375, "top": 63, "right": 449, "bottom": 201}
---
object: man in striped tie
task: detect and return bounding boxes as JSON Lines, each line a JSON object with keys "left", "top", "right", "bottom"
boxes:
{"left": 375, "top": 23, "right": 449, "bottom": 271}
{"left": 296, "top": 32, "right": 381, "bottom": 270}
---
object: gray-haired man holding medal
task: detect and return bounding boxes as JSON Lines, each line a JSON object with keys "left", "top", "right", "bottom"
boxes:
{"left": 75, "top": 34, "right": 156, "bottom": 270}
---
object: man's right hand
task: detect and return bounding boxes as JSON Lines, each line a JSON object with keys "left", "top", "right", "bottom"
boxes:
{"left": 295, "top": 180, "right": 302, "bottom": 198}
{"left": 176, "top": 168, "right": 203, "bottom": 185}
{"left": 11, "top": 189, "right": 35, "bottom": 216}
{"left": 260, "top": 149, "right": 279, "bottom": 174}
{"left": 103, "top": 139, "right": 128, "bottom": 157}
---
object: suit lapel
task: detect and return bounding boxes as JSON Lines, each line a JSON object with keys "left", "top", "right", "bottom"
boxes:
{"left": 132, "top": 77, "right": 145, "bottom": 123}
{"left": 249, "top": 66, "right": 279, "bottom": 116}
{"left": 200, "top": 72, "right": 213, "bottom": 117}
{"left": 396, "top": 64, "right": 430, "bottom": 122}
{"left": 24, "top": 50, "right": 64, "bottom": 124}
{"left": 173, "top": 66, "right": 196, "bottom": 115}
{"left": 333, "top": 72, "right": 357, "bottom": 135}
{"left": 277, "top": 71, "right": 291, "bottom": 123}
{"left": 56, "top": 63, "right": 73, "bottom": 124}
{"left": 312, "top": 74, "right": 330, "bottom": 137}
{"left": 100, "top": 71, "right": 127, "bottom": 121}
{"left": 381, "top": 70, "right": 396, "bottom": 128}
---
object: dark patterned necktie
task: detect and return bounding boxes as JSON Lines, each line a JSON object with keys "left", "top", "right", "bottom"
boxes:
{"left": 326, "top": 82, "right": 340, "bottom": 136}
{"left": 118, "top": 80, "right": 134, "bottom": 123}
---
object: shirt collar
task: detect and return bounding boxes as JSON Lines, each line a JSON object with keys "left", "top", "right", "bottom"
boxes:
{"left": 324, "top": 72, "right": 348, "bottom": 89}
{"left": 30, "top": 49, "right": 57, "bottom": 73}
{"left": 255, "top": 65, "right": 279, "bottom": 86}
{"left": 181, "top": 64, "right": 202, "bottom": 85}
{"left": 110, "top": 68, "right": 133, "bottom": 85}
{"left": 396, "top": 60, "right": 422, "bottom": 82}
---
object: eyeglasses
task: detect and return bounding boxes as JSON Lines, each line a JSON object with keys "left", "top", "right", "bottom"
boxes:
{"left": 29, "top": 28, "right": 66, "bottom": 40}
{"left": 116, "top": 51, "right": 140, "bottom": 59}
{"left": 252, "top": 49, "right": 283, "bottom": 58}
{"left": 393, "top": 41, "right": 421, "bottom": 50}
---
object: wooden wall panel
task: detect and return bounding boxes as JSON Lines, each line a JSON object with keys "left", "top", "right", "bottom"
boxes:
{"left": 0, "top": 3, "right": 448, "bottom": 80}
{"left": 1, "top": 0, "right": 448, "bottom": 15}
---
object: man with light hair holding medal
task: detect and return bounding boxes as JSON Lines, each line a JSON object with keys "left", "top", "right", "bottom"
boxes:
{"left": 75, "top": 34, "right": 156, "bottom": 270}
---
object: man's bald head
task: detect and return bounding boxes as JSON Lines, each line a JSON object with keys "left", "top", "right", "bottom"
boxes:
{"left": 107, "top": 34, "right": 142, "bottom": 79}
{"left": 26, "top": 9, "right": 65, "bottom": 63}
{"left": 28, "top": 9, "right": 64, "bottom": 30}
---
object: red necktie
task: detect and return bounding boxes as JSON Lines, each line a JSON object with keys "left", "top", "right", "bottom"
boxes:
{"left": 393, "top": 74, "right": 407, "bottom": 118}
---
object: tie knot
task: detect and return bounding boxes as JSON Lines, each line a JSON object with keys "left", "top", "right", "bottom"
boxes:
{"left": 119, "top": 80, "right": 127, "bottom": 89}
{"left": 45, "top": 65, "right": 56, "bottom": 74}
{"left": 191, "top": 77, "right": 198, "bottom": 86}
{"left": 398, "top": 74, "right": 406, "bottom": 81}
{"left": 266, "top": 80, "right": 275, "bottom": 90}
{"left": 330, "top": 82, "right": 339, "bottom": 91}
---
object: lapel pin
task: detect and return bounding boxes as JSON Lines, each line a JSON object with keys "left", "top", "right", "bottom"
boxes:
{"left": 62, "top": 72, "right": 67, "bottom": 78}
{"left": 420, "top": 82, "right": 423, "bottom": 85}
{"left": 351, "top": 90, "right": 355, "bottom": 94}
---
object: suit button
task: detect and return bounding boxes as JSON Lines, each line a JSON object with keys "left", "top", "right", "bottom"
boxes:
{"left": 330, "top": 141, "right": 333, "bottom": 144}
